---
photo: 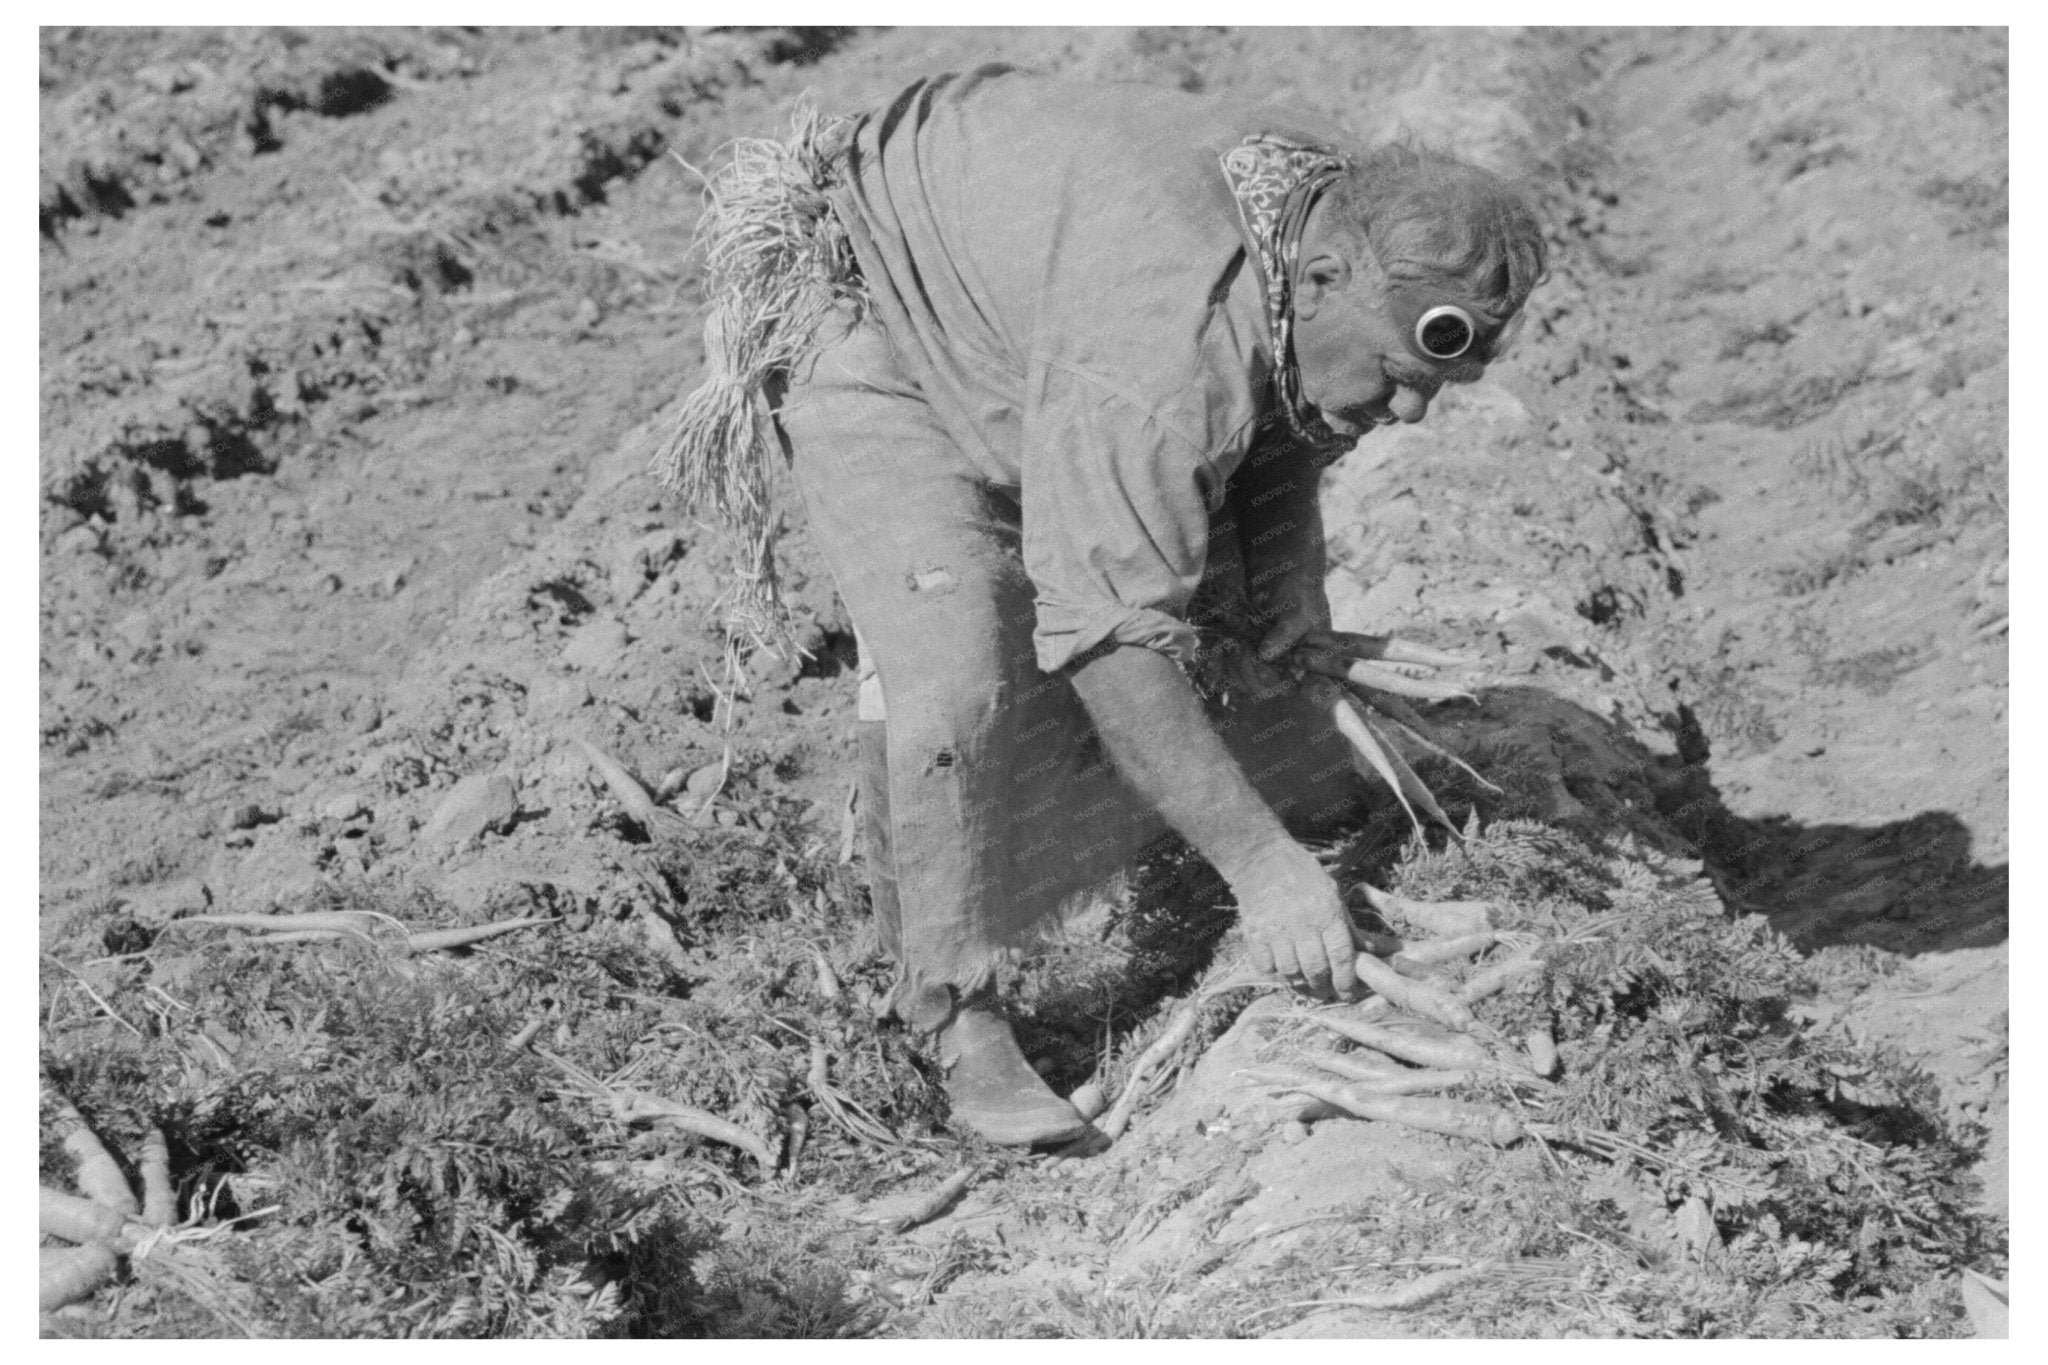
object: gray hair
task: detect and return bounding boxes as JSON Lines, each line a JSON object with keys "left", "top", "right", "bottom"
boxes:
{"left": 1324, "top": 140, "right": 1548, "bottom": 327}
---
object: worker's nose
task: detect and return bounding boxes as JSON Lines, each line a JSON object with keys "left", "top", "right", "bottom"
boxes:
{"left": 1389, "top": 385, "right": 1433, "bottom": 424}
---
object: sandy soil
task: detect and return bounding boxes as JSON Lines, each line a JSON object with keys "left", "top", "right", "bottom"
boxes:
{"left": 39, "top": 25, "right": 2007, "bottom": 1336}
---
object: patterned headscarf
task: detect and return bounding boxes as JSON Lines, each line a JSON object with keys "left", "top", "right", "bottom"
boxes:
{"left": 1220, "top": 134, "right": 1354, "bottom": 464}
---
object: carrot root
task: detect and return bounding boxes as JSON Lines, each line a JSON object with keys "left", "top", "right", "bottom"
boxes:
{"left": 406, "top": 916, "right": 557, "bottom": 953}
{"left": 1360, "top": 885, "right": 1496, "bottom": 938}
{"left": 1085, "top": 992, "right": 1206, "bottom": 1145}
{"left": 1352, "top": 952, "right": 1479, "bottom": 1032}
{"left": 614, "top": 1092, "right": 777, "bottom": 1171}
{"left": 1285, "top": 1080, "right": 1524, "bottom": 1147}
{"left": 41, "top": 1186, "right": 139, "bottom": 1251}
{"left": 1392, "top": 932, "right": 1498, "bottom": 969}
{"left": 48, "top": 1093, "right": 138, "bottom": 1217}
{"left": 1458, "top": 955, "right": 1544, "bottom": 1005}
{"left": 866, "top": 1166, "right": 977, "bottom": 1234}
{"left": 1306, "top": 1015, "right": 1494, "bottom": 1072}
{"left": 139, "top": 1127, "right": 175, "bottom": 1228}
{"left": 40, "top": 1243, "right": 120, "bottom": 1312}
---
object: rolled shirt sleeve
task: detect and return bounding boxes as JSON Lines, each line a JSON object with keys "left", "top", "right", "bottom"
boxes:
{"left": 1022, "top": 356, "right": 1257, "bottom": 672}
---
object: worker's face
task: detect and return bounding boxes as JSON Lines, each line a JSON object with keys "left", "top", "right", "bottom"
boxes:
{"left": 1292, "top": 254, "right": 1491, "bottom": 439}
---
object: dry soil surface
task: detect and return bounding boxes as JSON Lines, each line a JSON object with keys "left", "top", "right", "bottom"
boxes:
{"left": 39, "top": 26, "right": 2007, "bottom": 1337}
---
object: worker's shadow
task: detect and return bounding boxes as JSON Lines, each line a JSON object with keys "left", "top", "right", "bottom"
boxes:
{"left": 1012, "top": 681, "right": 2008, "bottom": 1097}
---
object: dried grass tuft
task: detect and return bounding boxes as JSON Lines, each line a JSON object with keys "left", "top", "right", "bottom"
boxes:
{"left": 651, "top": 101, "right": 868, "bottom": 657}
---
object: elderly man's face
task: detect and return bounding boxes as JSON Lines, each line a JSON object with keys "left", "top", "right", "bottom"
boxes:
{"left": 1293, "top": 273, "right": 1488, "bottom": 438}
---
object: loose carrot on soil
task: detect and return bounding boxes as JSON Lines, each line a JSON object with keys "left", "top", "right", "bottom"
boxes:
{"left": 1391, "top": 932, "right": 1497, "bottom": 969}
{"left": 1458, "top": 955, "right": 1544, "bottom": 1005}
{"left": 163, "top": 911, "right": 393, "bottom": 942}
{"left": 1298, "top": 1048, "right": 1401, "bottom": 1082}
{"left": 1248, "top": 1261, "right": 1504, "bottom": 1325}
{"left": 1263, "top": 1079, "right": 1525, "bottom": 1147}
{"left": 539, "top": 1048, "right": 777, "bottom": 1170}
{"left": 405, "top": 916, "right": 558, "bottom": 953}
{"left": 1360, "top": 885, "right": 1496, "bottom": 938}
{"left": 782, "top": 1099, "right": 809, "bottom": 1176}
{"left": 41, "top": 1243, "right": 120, "bottom": 1313}
{"left": 1087, "top": 992, "right": 1208, "bottom": 1144}
{"left": 809, "top": 944, "right": 843, "bottom": 1002}
{"left": 1306, "top": 1015, "right": 1494, "bottom": 1072}
{"left": 613, "top": 1093, "right": 778, "bottom": 1171}
{"left": 1350, "top": 952, "right": 1479, "bottom": 1032}
{"left": 47, "top": 1092, "right": 138, "bottom": 1217}
{"left": 139, "top": 1126, "right": 175, "bottom": 1228}
{"left": 41, "top": 1185, "right": 140, "bottom": 1251}
{"left": 864, "top": 1166, "right": 978, "bottom": 1234}
{"left": 1300, "top": 1055, "right": 1482, "bottom": 1094}
{"left": 569, "top": 735, "right": 691, "bottom": 837}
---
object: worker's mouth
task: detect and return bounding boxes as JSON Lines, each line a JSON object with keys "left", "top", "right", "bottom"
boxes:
{"left": 1322, "top": 407, "right": 1398, "bottom": 437}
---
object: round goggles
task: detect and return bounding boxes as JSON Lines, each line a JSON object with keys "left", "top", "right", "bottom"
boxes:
{"left": 1413, "top": 304, "right": 1478, "bottom": 360}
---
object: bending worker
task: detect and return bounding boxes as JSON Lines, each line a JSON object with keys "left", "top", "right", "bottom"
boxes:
{"left": 662, "top": 65, "right": 1546, "bottom": 1146}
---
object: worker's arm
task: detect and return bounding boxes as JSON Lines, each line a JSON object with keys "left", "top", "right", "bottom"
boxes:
{"left": 1067, "top": 642, "right": 1359, "bottom": 998}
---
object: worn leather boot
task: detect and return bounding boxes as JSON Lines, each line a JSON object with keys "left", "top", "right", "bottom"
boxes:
{"left": 933, "top": 987, "right": 1090, "bottom": 1147}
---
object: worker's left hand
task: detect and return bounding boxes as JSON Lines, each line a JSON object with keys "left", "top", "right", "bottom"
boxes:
{"left": 1235, "top": 576, "right": 1332, "bottom": 694}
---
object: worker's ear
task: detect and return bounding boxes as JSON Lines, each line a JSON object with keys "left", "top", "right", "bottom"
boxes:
{"left": 1294, "top": 250, "right": 1351, "bottom": 322}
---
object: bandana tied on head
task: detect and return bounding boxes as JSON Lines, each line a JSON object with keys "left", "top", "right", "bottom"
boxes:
{"left": 1220, "top": 135, "right": 1352, "bottom": 464}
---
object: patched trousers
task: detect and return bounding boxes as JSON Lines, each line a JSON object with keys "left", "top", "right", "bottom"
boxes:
{"left": 772, "top": 306, "right": 1361, "bottom": 1027}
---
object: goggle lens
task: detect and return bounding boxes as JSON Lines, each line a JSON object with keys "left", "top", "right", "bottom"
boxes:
{"left": 1415, "top": 305, "right": 1476, "bottom": 360}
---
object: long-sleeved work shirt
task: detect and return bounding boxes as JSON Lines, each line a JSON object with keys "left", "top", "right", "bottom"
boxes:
{"left": 828, "top": 65, "right": 1352, "bottom": 673}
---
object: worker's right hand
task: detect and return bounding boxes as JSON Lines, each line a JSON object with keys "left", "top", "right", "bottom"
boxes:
{"left": 1224, "top": 839, "right": 1362, "bottom": 1002}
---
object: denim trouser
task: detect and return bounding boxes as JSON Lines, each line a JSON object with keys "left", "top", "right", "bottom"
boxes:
{"left": 773, "top": 307, "right": 1360, "bottom": 1026}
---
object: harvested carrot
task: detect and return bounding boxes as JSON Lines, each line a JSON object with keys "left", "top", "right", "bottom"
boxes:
{"left": 1351, "top": 690, "right": 1503, "bottom": 794}
{"left": 1297, "top": 630, "right": 1479, "bottom": 670}
{"left": 1299, "top": 1049, "right": 1402, "bottom": 1083}
{"left": 782, "top": 1099, "right": 809, "bottom": 1176}
{"left": 1459, "top": 955, "right": 1544, "bottom": 1005}
{"left": 1314, "top": 653, "right": 1477, "bottom": 702}
{"left": 139, "top": 1127, "right": 175, "bottom": 1228}
{"left": 1306, "top": 1016, "right": 1493, "bottom": 1072}
{"left": 1239, "top": 1064, "right": 1346, "bottom": 1093}
{"left": 1089, "top": 992, "right": 1207, "bottom": 1143}
{"left": 1360, "top": 885, "right": 1495, "bottom": 938}
{"left": 505, "top": 1018, "right": 546, "bottom": 1052}
{"left": 406, "top": 915, "right": 557, "bottom": 953}
{"left": 40, "top": 1185, "right": 139, "bottom": 1251}
{"left": 865, "top": 1166, "right": 977, "bottom": 1234}
{"left": 248, "top": 929, "right": 348, "bottom": 945}
{"left": 1525, "top": 1026, "right": 1559, "bottom": 1079}
{"left": 1301, "top": 1055, "right": 1480, "bottom": 1095}
{"left": 40, "top": 1243, "right": 120, "bottom": 1312}
{"left": 1312, "top": 680, "right": 1457, "bottom": 839}
{"left": 570, "top": 735, "right": 690, "bottom": 838}
{"left": 47, "top": 1093, "right": 138, "bottom": 1217}
{"left": 809, "top": 944, "right": 843, "bottom": 1002}
{"left": 1277, "top": 1080, "right": 1523, "bottom": 1147}
{"left": 164, "top": 911, "right": 389, "bottom": 942}
{"left": 1352, "top": 953, "right": 1478, "bottom": 1032}
{"left": 1263, "top": 1261, "right": 1502, "bottom": 1319}
{"left": 537, "top": 1047, "right": 777, "bottom": 1170}
{"left": 1392, "top": 932, "right": 1497, "bottom": 969}
{"left": 614, "top": 1093, "right": 777, "bottom": 1170}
